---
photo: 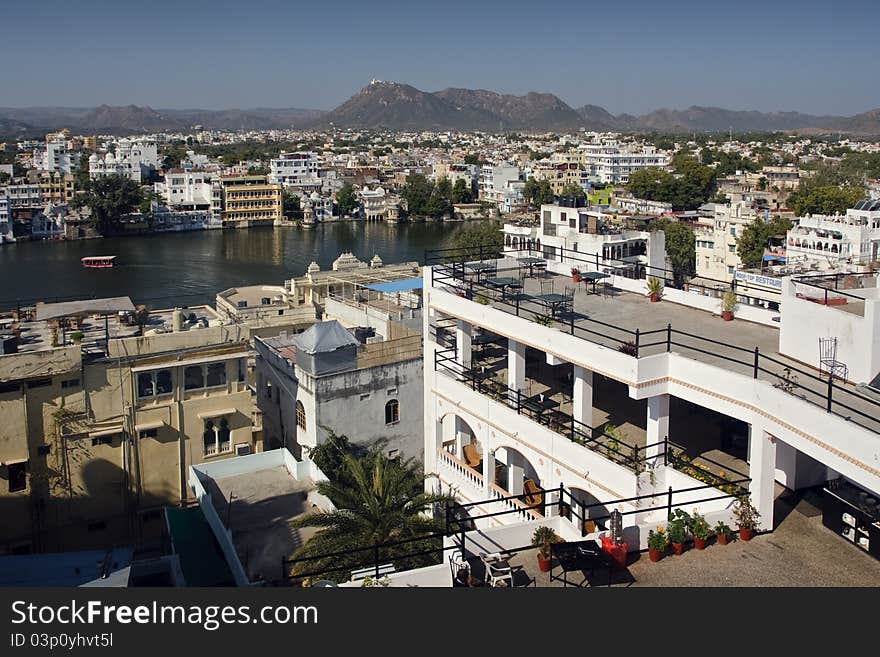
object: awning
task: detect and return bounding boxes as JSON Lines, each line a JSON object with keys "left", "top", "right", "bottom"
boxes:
{"left": 35, "top": 297, "right": 135, "bottom": 321}
{"left": 89, "top": 424, "right": 124, "bottom": 438}
{"left": 365, "top": 277, "right": 423, "bottom": 293}
{"left": 197, "top": 408, "right": 237, "bottom": 420}
{"left": 134, "top": 420, "right": 165, "bottom": 432}
{"left": 131, "top": 351, "right": 248, "bottom": 373}
{"left": 763, "top": 253, "right": 786, "bottom": 262}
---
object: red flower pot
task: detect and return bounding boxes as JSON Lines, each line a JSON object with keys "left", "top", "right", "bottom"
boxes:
{"left": 717, "top": 533, "right": 730, "bottom": 546}
{"left": 648, "top": 548, "right": 662, "bottom": 562}
{"left": 671, "top": 542, "right": 685, "bottom": 555}
{"left": 722, "top": 310, "right": 733, "bottom": 321}
{"left": 693, "top": 536, "right": 707, "bottom": 550}
{"left": 537, "top": 555, "right": 551, "bottom": 572}
{"left": 572, "top": 274, "right": 581, "bottom": 283}
{"left": 649, "top": 293, "right": 659, "bottom": 303}
{"left": 738, "top": 527, "right": 754, "bottom": 542}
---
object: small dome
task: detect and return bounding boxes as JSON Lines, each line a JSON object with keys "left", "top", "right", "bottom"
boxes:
{"left": 88, "top": 153, "right": 99, "bottom": 163}
{"left": 370, "top": 254, "right": 383, "bottom": 268}
{"left": 104, "top": 152, "right": 116, "bottom": 164}
{"left": 307, "top": 261, "right": 320, "bottom": 274}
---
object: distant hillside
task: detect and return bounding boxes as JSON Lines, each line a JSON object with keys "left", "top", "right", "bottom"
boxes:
{"left": 434, "top": 88, "right": 585, "bottom": 130}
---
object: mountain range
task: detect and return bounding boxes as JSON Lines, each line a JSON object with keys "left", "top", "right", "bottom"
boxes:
{"left": 2, "top": 81, "right": 878, "bottom": 136}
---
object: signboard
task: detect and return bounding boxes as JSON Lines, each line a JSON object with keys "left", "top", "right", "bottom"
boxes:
{"left": 734, "top": 270, "right": 784, "bottom": 290}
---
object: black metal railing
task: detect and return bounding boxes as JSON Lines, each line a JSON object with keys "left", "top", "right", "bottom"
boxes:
{"left": 426, "top": 245, "right": 880, "bottom": 436}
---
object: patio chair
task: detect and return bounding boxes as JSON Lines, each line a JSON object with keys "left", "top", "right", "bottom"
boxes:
{"left": 540, "top": 279, "right": 554, "bottom": 295}
{"left": 449, "top": 553, "right": 471, "bottom": 587}
{"left": 818, "top": 337, "right": 848, "bottom": 382}
{"left": 522, "top": 478, "right": 544, "bottom": 510}
{"left": 462, "top": 443, "right": 482, "bottom": 469}
{"left": 480, "top": 552, "right": 513, "bottom": 588}
{"left": 562, "top": 286, "right": 575, "bottom": 312}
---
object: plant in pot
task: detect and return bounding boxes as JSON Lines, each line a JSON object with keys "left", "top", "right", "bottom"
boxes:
{"left": 714, "top": 521, "right": 732, "bottom": 545}
{"left": 666, "top": 509, "right": 691, "bottom": 554}
{"left": 571, "top": 267, "right": 582, "bottom": 283}
{"left": 532, "top": 526, "right": 562, "bottom": 572}
{"left": 721, "top": 290, "right": 737, "bottom": 321}
{"left": 647, "top": 527, "right": 668, "bottom": 562}
{"left": 690, "top": 511, "right": 712, "bottom": 550}
{"left": 646, "top": 276, "right": 663, "bottom": 302}
{"left": 733, "top": 496, "right": 760, "bottom": 541}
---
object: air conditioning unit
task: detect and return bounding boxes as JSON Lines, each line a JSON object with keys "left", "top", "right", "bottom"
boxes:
{"left": 235, "top": 443, "right": 251, "bottom": 456}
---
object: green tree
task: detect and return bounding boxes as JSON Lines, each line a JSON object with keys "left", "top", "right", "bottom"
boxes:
{"left": 247, "top": 165, "right": 269, "bottom": 176}
{"left": 652, "top": 218, "right": 696, "bottom": 286}
{"left": 560, "top": 182, "right": 586, "bottom": 204}
{"left": 282, "top": 190, "right": 302, "bottom": 219}
{"left": 736, "top": 216, "right": 794, "bottom": 269}
{"left": 463, "top": 154, "right": 482, "bottom": 166}
{"left": 334, "top": 182, "right": 359, "bottom": 216}
{"left": 0, "top": 171, "right": 9, "bottom": 185}
{"left": 444, "top": 220, "right": 503, "bottom": 257}
{"left": 288, "top": 449, "right": 452, "bottom": 583}
{"left": 786, "top": 185, "right": 865, "bottom": 216}
{"left": 522, "top": 177, "right": 554, "bottom": 207}
{"left": 400, "top": 173, "right": 434, "bottom": 216}
{"left": 75, "top": 175, "right": 144, "bottom": 235}
{"left": 451, "top": 178, "right": 473, "bottom": 204}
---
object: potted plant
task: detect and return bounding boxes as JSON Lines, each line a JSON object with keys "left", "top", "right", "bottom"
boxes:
{"left": 667, "top": 509, "right": 690, "bottom": 554}
{"left": 690, "top": 511, "right": 712, "bottom": 550}
{"left": 532, "top": 526, "right": 561, "bottom": 572}
{"left": 69, "top": 331, "right": 84, "bottom": 344}
{"left": 714, "top": 520, "right": 732, "bottom": 545}
{"left": 647, "top": 527, "right": 668, "bottom": 562}
{"left": 571, "top": 267, "right": 581, "bottom": 283}
{"left": 721, "top": 290, "right": 737, "bottom": 321}
{"left": 646, "top": 276, "right": 663, "bottom": 302}
{"left": 733, "top": 496, "right": 760, "bottom": 541}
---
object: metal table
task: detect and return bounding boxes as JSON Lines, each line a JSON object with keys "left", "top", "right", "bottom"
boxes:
{"left": 516, "top": 257, "right": 546, "bottom": 278}
{"left": 550, "top": 540, "right": 609, "bottom": 587}
{"left": 486, "top": 276, "right": 523, "bottom": 300}
{"left": 579, "top": 271, "right": 609, "bottom": 294}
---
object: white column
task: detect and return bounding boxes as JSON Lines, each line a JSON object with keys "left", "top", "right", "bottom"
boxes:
{"left": 747, "top": 424, "right": 777, "bottom": 531}
{"left": 645, "top": 394, "right": 670, "bottom": 463}
{"left": 508, "top": 339, "right": 526, "bottom": 393}
{"left": 455, "top": 319, "right": 471, "bottom": 370}
{"left": 508, "top": 464, "right": 524, "bottom": 495}
{"left": 572, "top": 365, "right": 593, "bottom": 429}
{"left": 482, "top": 448, "right": 495, "bottom": 494}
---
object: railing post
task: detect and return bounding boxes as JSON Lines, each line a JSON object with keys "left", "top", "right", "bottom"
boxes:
{"left": 827, "top": 375, "right": 833, "bottom": 412}
{"left": 667, "top": 486, "right": 673, "bottom": 520}
{"left": 633, "top": 444, "right": 639, "bottom": 472}
{"left": 753, "top": 347, "right": 759, "bottom": 379}
{"left": 581, "top": 501, "right": 587, "bottom": 537}
{"left": 460, "top": 523, "right": 466, "bottom": 560}
{"left": 444, "top": 501, "right": 450, "bottom": 536}
{"left": 666, "top": 323, "right": 671, "bottom": 352}
{"left": 374, "top": 542, "right": 380, "bottom": 579}
{"left": 634, "top": 329, "right": 640, "bottom": 358}
{"left": 663, "top": 436, "right": 668, "bottom": 467}
{"left": 558, "top": 483, "right": 565, "bottom": 517}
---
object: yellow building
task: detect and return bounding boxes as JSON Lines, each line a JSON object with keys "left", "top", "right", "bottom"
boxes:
{"left": 220, "top": 175, "right": 282, "bottom": 226}
{"left": 82, "top": 136, "right": 98, "bottom": 151}
{"left": 532, "top": 162, "right": 583, "bottom": 195}
{"left": 0, "top": 305, "right": 262, "bottom": 554}
{"left": 39, "top": 172, "right": 76, "bottom": 205}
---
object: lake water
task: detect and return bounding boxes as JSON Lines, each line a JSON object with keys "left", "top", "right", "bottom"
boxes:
{"left": 0, "top": 222, "right": 466, "bottom": 310}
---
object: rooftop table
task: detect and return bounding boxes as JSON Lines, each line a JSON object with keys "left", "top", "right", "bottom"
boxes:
{"left": 550, "top": 539, "right": 609, "bottom": 587}
{"left": 579, "top": 271, "right": 610, "bottom": 294}
{"left": 533, "top": 293, "right": 571, "bottom": 317}
{"left": 516, "top": 257, "right": 546, "bottom": 278}
{"left": 485, "top": 276, "right": 523, "bottom": 300}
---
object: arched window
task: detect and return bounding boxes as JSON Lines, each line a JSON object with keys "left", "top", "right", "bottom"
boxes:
{"left": 385, "top": 399, "right": 400, "bottom": 425}
{"left": 296, "top": 400, "right": 306, "bottom": 430}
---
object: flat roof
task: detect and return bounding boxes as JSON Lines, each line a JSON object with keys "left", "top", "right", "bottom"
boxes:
{"left": 35, "top": 296, "right": 135, "bottom": 321}
{"left": 0, "top": 548, "right": 133, "bottom": 587}
{"left": 165, "top": 507, "right": 235, "bottom": 587}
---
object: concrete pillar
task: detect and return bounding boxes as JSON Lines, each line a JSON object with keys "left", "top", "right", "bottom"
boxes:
{"left": 747, "top": 424, "right": 777, "bottom": 531}
{"left": 572, "top": 365, "right": 593, "bottom": 429}
{"left": 508, "top": 339, "right": 526, "bottom": 393}
{"left": 645, "top": 394, "right": 670, "bottom": 463}
{"left": 482, "top": 448, "right": 495, "bottom": 494}
{"left": 455, "top": 320, "right": 472, "bottom": 370}
{"left": 508, "top": 463, "right": 524, "bottom": 495}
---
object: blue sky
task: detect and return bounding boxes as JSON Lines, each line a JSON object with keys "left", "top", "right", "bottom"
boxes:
{"left": 2, "top": 0, "right": 878, "bottom": 115}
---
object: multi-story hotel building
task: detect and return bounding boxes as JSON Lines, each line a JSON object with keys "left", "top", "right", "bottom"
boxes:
{"left": 219, "top": 174, "right": 283, "bottom": 226}
{"left": 269, "top": 151, "right": 320, "bottom": 187}
{"left": 786, "top": 199, "right": 880, "bottom": 267}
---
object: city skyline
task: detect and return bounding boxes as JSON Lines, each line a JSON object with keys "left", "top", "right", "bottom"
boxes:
{"left": 1, "top": 0, "right": 878, "bottom": 115}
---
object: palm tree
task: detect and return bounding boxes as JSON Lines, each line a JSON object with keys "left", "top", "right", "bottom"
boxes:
{"left": 288, "top": 450, "right": 453, "bottom": 583}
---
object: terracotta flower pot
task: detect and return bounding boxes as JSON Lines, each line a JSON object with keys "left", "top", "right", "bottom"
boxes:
{"left": 693, "top": 536, "right": 707, "bottom": 550}
{"left": 738, "top": 527, "right": 754, "bottom": 542}
{"left": 648, "top": 548, "right": 662, "bottom": 562}
{"left": 722, "top": 310, "right": 733, "bottom": 321}
{"left": 717, "top": 533, "right": 730, "bottom": 545}
{"left": 537, "top": 555, "right": 551, "bottom": 572}
{"left": 649, "top": 293, "right": 659, "bottom": 303}
{"left": 671, "top": 542, "right": 685, "bottom": 555}
{"left": 572, "top": 274, "right": 581, "bottom": 283}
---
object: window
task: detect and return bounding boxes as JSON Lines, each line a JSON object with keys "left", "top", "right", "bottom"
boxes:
{"left": 0, "top": 381, "right": 20, "bottom": 394}
{"left": 8, "top": 461, "right": 27, "bottom": 492}
{"left": 92, "top": 434, "right": 115, "bottom": 447}
{"left": 360, "top": 392, "right": 370, "bottom": 401}
{"left": 37, "top": 445, "right": 51, "bottom": 456}
{"left": 61, "top": 378, "right": 80, "bottom": 389}
{"left": 184, "top": 365, "right": 204, "bottom": 390}
{"left": 28, "top": 378, "right": 51, "bottom": 389}
{"left": 729, "top": 227, "right": 736, "bottom": 236}
{"left": 185, "top": 363, "right": 228, "bottom": 390}
{"left": 203, "top": 418, "right": 232, "bottom": 456}
{"left": 139, "top": 428, "right": 158, "bottom": 439}
{"left": 387, "top": 387, "right": 398, "bottom": 395}
{"left": 385, "top": 399, "right": 400, "bottom": 425}
{"left": 296, "top": 401, "right": 306, "bottom": 430}
{"left": 206, "top": 363, "right": 226, "bottom": 388}
{"left": 137, "top": 369, "right": 172, "bottom": 399}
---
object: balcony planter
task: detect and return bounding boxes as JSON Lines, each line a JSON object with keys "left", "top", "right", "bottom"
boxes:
{"left": 571, "top": 268, "right": 581, "bottom": 283}
{"left": 717, "top": 532, "right": 730, "bottom": 545}
{"left": 648, "top": 548, "right": 663, "bottom": 562}
{"left": 532, "top": 526, "right": 561, "bottom": 574}
{"left": 738, "top": 527, "right": 754, "bottom": 542}
{"left": 537, "top": 554, "right": 552, "bottom": 572}
{"left": 671, "top": 542, "right": 685, "bottom": 555}
{"left": 693, "top": 536, "right": 707, "bottom": 550}
{"left": 721, "top": 310, "right": 733, "bottom": 321}
{"left": 649, "top": 293, "right": 660, "bottom": 303}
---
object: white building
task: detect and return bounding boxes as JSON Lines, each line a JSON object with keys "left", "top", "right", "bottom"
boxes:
{"left": 89, "top": 139, "right": 159, "bottom": 183}
{"left": 359, "top": 185, "right": 388, "bottom": 221}
{"left": 269, "top": 151, "right": 320, "bottom": 187}
{"left": 150, "top": 206, "right": 220, "bottom": 232}
{"left": 578, "top": 140, "right": 670, "bottom": 184}
{"left": 503, "top": 201, "right": 666, "bottom": 277}
{"left": 786, "top": 199, "right": 880, "bottom": 267}
{"left": 154, "top": 170, "right": 215, "bottom": 208}
{"left": 32, "top": 132, "right": 79, "bottom": 175}
{"left": 479, "top": 164, "right": 524, "bottom": 213}
{"left": 0, "top": 191, "right": 12, "bottom": 243}
{"left": 421, "top": 244, "right": 880, "bottom": 559}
